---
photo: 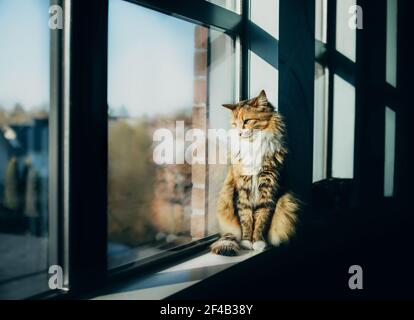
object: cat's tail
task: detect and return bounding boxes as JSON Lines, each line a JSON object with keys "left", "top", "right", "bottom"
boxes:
{"left": 210, "top": 233, "right": 240, "bottom": 256}
{"left": 267, "top": 192, "right": 300, "bottom": 246}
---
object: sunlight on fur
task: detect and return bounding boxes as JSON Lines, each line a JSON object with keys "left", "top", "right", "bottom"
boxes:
{"left": 210, "top": 90, "right": 299, "bottom": 256}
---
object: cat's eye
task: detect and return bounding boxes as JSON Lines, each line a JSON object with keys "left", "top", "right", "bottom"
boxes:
{"left": 244, "top": 119, "right": 256, "bottom": 125}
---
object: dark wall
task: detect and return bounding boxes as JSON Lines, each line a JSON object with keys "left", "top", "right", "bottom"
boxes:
{"left": 278, "top": 0, "right": 315, "bottom": 206}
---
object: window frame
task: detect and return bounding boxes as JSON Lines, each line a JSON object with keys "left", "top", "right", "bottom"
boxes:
{"left": 314, "top": 0, "right": 358, "bottom": 182}
{"left": 313, "top": 0, "right": 401, "bottom": 204}
{"left": 0, "top": 0, "right": 63, "bottom": 300}
{"left": 29, "top": 0, "right": 281, "bottom": 299}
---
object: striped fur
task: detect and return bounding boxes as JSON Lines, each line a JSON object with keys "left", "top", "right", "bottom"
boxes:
{"left": 211, "top": 90, "right": 299, "bottom": 256}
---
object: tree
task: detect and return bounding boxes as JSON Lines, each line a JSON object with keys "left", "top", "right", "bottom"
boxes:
{"left": 10, "top": 103, "right": 30, "bottom": 124}
{"left": 0, "top": 105, "right": 8, "bottom": 126}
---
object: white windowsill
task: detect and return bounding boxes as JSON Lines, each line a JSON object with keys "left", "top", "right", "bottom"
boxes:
{"left": 92, "top": 250, "right": 260, "bottom": 300}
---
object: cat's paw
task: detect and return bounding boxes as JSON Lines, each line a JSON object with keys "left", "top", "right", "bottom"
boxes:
{"left": 252, "top": 240, "right": 267, "bottom": 252}
{"left": 240, "top": 240, "right": 253, "bottom": 250}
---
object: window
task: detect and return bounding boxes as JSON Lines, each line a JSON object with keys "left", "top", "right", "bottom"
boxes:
{"left": 313, "top": 0, "right": 357, "bottom": 182}
{"left": 1, "top": 0, "right": 284, "bottom": 298}
{"left": 205, "top": 0, "right": 241, "bottom": 14}
{"left": 384, "top": 0, "right": 399, "bottom": 198}
{"left": 249, "top": 0, "right": 279, "bottom": 106}
{"left": 386, "top": 0, "right": 398, "bottom": 87}
{"left": 315, "top": 0, "right": 327, "bottom": 43}
{"left": 384, "top": 107, "right": 396, "bottom": 197}
{"left": 249, "top": 52, "right": 278, "bottom": 107}
{"left": 336, "top": 0, "right": 356, "bottom": 62}
{"left": 331, "top": 74, "right": 355, "bottom": 179}
{"left": 313, "top": 63, "right": 329, "bottom": 182}
{"left": 107, "top": 0, "right": 237, "bottom": 269}
{"left": 0, "top": 0, "right": 54, "bottom": 299}
{"left": 250, "top": 0, "right": 279, "bottom": 39}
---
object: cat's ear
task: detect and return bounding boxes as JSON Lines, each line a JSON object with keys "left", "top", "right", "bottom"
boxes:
{"left": 222, "top": 103, "right": 237, "bottom": 111}
{"left": 257, "top": 90, "right": 268, "bottom": 107}
{"left": 256, "top": 90, "right": 274, "bottom": 111}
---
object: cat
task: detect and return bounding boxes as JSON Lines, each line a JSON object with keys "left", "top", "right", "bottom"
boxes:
{"left": 210, "top": 90, "right": 299, "bottom": 256}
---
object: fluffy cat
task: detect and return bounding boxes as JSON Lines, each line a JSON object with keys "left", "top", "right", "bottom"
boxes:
{"left": 210, "top": 90, "right": 299, "bottom": 256}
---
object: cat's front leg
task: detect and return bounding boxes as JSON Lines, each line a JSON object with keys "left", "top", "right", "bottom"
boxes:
{"left": 237, "top": 188, "right": 254, "bottom": 250}
{"left": 252, "top": 171, "right": 277, "bottom": 251}
{"left": 252, "top": 207, "right": 272, "bottom": 251}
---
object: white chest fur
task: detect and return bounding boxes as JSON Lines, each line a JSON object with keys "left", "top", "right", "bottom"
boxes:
{"left": 231, "top": 131, "right": 280, "bottom": 205}
{"left": 231, "top": 131, "right": 279, "bottom": 175}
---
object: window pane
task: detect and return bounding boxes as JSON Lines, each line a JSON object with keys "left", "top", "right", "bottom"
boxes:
{"left": 0, "top": 0, "right": 51, "bottom": 298}
{"left": 384, "top": 107, "right": 396, "bottom": 197}
{"left": 315, "top": 0, "right": 327, "bottom": 43}
{"left": 313, "top": 63, "right": 329, "bottom": 182}
{"left": 207, "top": 29, "right": 237, "bottom": 233}
{"left": 250, "top": 0, "right": 279, "bottom": 39}
{"left": 336, "top": 0, "right": 357, "bottom": 62}
{"left": 249, "top": 52, "right": 278, "bottom": 107}
{"left": 386, "top": 0, "right": 398, "bottom": 87}
{"left": 108, "top": 0, "right": 236, "bottom": 269}
{"left": 332, "top": 74, "right": 355, "bottom": 178}
{"left": 205, "top": 0, "right": 241, "bottom": 14}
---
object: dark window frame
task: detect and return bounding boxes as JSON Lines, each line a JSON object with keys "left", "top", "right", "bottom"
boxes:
{"left": 314, "top": 0, "right": 401, "bottom": 205}
{"left": 28, "top": 0, "right": 281, "bottom": 299}
{"left": 315, "top": 0, "right": 358, "bottom": 181}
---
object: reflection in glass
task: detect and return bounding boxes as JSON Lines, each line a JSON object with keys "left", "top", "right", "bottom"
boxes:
{"left": 332, "top": 74, "right": 355, "bottom": 179}
{"left": 386, "top": 0, "right": 398, "bottom": 87}
{"left": 250, "top": 0, "right": 279, "bottom": 39}
{"left": 313, "top": 63, "right": 329, "bottom": 182}
{"left": 207, "top": 29, "right": 236, "bottom": 233}
{"left": 384, "top": 107, "right": 396, "bottom": 197}
{"left": 108, "top": 0, "right": 236, "bottom": 269}
{"left": 336, "top": 0, "right": 357, "bottom": 62}
{"left": 0, "top": 0, "right": 50, "bottom": 298}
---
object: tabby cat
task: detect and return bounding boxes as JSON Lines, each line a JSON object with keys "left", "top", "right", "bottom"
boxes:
{"left": 210, "top": 90, "right": 299, "bottom": 256}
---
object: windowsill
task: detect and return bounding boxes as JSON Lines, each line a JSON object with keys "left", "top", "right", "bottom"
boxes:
{"left": 92, "top": 249, "right": 260, "bottom": 300}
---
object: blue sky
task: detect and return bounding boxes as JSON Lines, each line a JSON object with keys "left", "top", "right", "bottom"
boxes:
{"left": 0, "top": 0, "right": 50, "bottom": 110}
{"left": 108, "top": 0, "right": 195, "bottom": 117}
{"left": 0, "top": 0, "right": 195, "bottom": 117}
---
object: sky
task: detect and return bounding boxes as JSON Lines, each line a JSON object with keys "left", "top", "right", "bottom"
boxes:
{"left": 0, "top": 0, "right": 50, "bottom": 110}
{"left": 0, "top": 0, "right": 195, "bottom": 117}
{"left": 108, "top": 0, "right": 195, "bottom": 117}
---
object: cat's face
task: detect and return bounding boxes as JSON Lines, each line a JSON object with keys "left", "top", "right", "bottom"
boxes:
{"left": 223, "top": 90, "right": 275, "bottom": 139}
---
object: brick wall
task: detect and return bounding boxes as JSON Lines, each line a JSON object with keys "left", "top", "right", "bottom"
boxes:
{"left": 191, "top": 26, "right": 209, "bottom": 238}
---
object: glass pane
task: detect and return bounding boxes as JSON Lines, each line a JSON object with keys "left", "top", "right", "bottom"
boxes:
{"left": 250, "top": 0, "right": 279, "bottom": 39}
{"left": 249, "top": 52, "right": 278, "bottom": 107}
{"left": 205, "top": 0, "right": 241, "bottom": 14}
{"left": 315, "top": 0, "right": 327, "bottom": 43}
{"left": 332, "top": 74, "right": 355, "bottom": 178}
{"left": 207, "top": 29, "right": 237, "bottom": 233}
{"left": 0, "top": 0, "right": 51, "bottom": 298}
{"left": 313, "top": 63, "right": 329, "bottom": 182}
{"left": 108, "top": 0, "right": 236, "bottom": 269}
{"left": 384, "top": 107, "right": 396, "bottom": 197}
{"left": 386, "top": 0, "right": 398, "bottom": 87}
{"left": 336, "top": 0, "right": 357, "bottom": 62}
